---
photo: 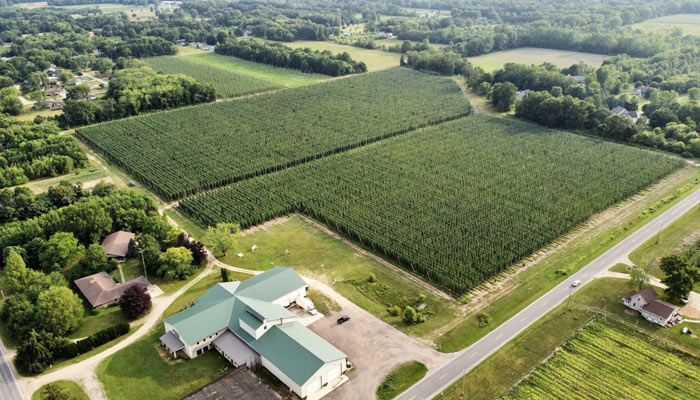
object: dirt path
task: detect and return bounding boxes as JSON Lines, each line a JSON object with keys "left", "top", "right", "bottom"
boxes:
{"left": 19, "top": 263, "right": 215, "bottom": 398}
{"left": 452, "top": 78, "right": 479, "bottom": 114}
{"left": 297, "top": 214, "right": 453, "bottom": 300}
{"left": 81, "top": 176, "right": 113, "bottom": 190}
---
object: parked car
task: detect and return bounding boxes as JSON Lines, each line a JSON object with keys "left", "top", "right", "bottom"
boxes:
{"left": 337, "top": 315, "right": 350, "bottom": 324}
{"left": 681, "top": 297, "right": 690, "bottom": 304}
{"left": 572, "top": 280, "right": 581, "bottom": 287}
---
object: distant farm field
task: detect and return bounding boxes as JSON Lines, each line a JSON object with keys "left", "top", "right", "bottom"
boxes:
{"left": 505, "top": 320, "right": 700, "bottom": 399}
{"left": 144, "top": 55, "right": 281, "bottom": 97}
{"left": 262, "top": 40, "right": 401, "bottom": 71}
{"left": 630, "top": 14, "right": 700, "bottom": 36}
{"left": 467, "top": 47, "right": 610, "bottom": 72}
{"left": 180, "top": 114, "right": 682, "bottom": 294}
{"left": 77, "top": 68, "right": 470, "bottom": 200}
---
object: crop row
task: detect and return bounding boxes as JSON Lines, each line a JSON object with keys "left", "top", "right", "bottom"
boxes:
{"left": 179, "top": 115, "right": 683, "bottom": 294}
{"left": 144, "top": 55, "right": 280, "bottom": 98}
{"left": 507, "top": 321, "right": 700, "bottom": 399}
{"left": 77, "top": 67, "right": 471, "bottom": 200}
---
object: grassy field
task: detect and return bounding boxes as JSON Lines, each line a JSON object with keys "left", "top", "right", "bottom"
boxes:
{"left": 376, "top": 361, "right": 427, "bottom": 400}
{"left": 219, "top": 215, "right": 459, "bottom": 340}
{"left": 505, "top": 319, "right": 700, "bottom": 399}
{"left": 441, "top": 278, "right": 700, "bottom": 400}
{"left": 97, "top": 269, "right": 248, "bottom": 400}
{"left": 8, "top": 163, "right": 107, "bottom": 194}
{"left": 152, "top": 53, "right": 326, "bottom": 89}
{"left": 262, "top": 39, "right": 401, "bottom": 71}
{"left": 175, "top": 45, "right": 208, "bottom": 56}
{"left": 145, "top": 55, "right": 281, "bottom": 98}
{"left": 53, "top": 3, "right": 178, "bottom": 20}
{"left": 182, "top": 114, "right": 682, "bottom": 295}
{"left": 628, "top": 203, "right": 700, "bottom": 291}
{"left": 32, "top": 380, "right": 89, "bottom": 400}
{"left": 374, "top": 38, "right": 447, "bottom": 49}
{"left": 630, "top": 14, "right": 700, "bottom": 36}
{"left": 67, "top": 301, "right": 130, "bottom": 340}
{"left": 436, "top": 166, "right": 700, "bottom": 352}
{"left": 467, "top": 47, "right": 610, "bottom": 72}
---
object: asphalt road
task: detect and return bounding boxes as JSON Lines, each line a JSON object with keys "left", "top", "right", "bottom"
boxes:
{"left": 398, "top": 186, "right": 700, "bottom": 400}
{"left": 0, "top": 344, "right": 23, "bottom": 400}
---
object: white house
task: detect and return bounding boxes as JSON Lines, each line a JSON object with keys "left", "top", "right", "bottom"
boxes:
{"left": 160, "top": 267, "right": 347, "bottom": 399}
{"left": 623, "top": 287, "right": 679, "bottom": 326}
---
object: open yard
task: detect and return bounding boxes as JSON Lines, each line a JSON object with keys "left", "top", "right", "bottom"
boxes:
{"left": 630, "top": 14, "right": 700, "bottom": 36}
{"left": 32, "top": 380, "right": 89, "bottom": 400}
{"left": 262, "top": 39, "right": 401, "bottom": 71}
{"left": 467, "top": 47, "right": 610, "bottom": 72}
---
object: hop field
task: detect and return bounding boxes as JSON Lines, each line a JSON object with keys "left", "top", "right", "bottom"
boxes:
{"left": 506, "top": 320, "right": 700, "bottom": 399}
{"left": 77, "top": 68, "right": 470, "bottom": 200}
{"left": 179, "top": 115, "right": 683, "bottom": 294}
{"left": 144, "top": 55, "right": 281, "bottom": 98}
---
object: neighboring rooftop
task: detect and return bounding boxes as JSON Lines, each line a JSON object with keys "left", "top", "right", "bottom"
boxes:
{"left": 101, "top": 231, "right": 135, "bottom": 258}
{"left": 74, "top": 271, "right": 150, "bottom": 308}
{"left": 625, "top": 286, "right": 658, "bottom": 303}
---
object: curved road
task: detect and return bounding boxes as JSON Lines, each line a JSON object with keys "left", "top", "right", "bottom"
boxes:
{"left": 398, "top": 186, "right": 700, "bottom": 400}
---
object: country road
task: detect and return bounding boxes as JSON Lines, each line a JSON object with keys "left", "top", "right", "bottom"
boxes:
{"left": 0, "top": 344, "right": 23, "bottom": 400}
{"left": 398, "top": 186, "right": 700, "bottom": 400}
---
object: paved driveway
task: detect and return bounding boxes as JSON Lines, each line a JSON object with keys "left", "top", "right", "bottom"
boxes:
{"left": 306, "top": 279, "right": 451, "bottom": 400}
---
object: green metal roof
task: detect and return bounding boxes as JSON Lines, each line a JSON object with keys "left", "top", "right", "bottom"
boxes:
{"left": 237, "top": 296, "right": 295, "bottom": 322}
{"left": 164, "top": 297, "right": 235, "bottom": 344}
{"left": 236, "top": 266, "right": 307, "bottom": 302}
{"left": 250, "top": 322, "right": 347, "bottom": 386}
{"left": 239, "top": 309, "right": 264, "bottom": 330}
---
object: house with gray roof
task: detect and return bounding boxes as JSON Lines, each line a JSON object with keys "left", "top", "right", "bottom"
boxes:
{"left": 161, "top": 267, "right": 348, "bottom": 399}
{"left": 623, "top": 287, "right": 679, "bottom": 326}
{"left": 74, "top": 271, "right": 150, "bottom": 308}
{"left": 101, "top": 231, "right": 135, "bottom": 260}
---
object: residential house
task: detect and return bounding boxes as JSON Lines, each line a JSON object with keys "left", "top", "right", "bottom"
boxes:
{"left": 566, "top": 74, "right": 586, "bottom": 84}
{"left": 623, "top": 287, "right": 679, "bottom": 326}
{"left": 46, "top": 67, "right": 60, "bottom": 77}
{"left": 160, "top": 267, "right": 348, "bottom": 399}
{"left": 611, "top": 106, "right": 642, "bottom": 122}
{"left": 176, "top": 39, "right": 186, "bottom": 45}
{"left": 516, "top": 89, "right": 531, "bottom": 100}
{"left": 633, "top": 85, "right": 649, "bottom": 97}
{"left": 47, "top": 99, "right": 64, "bottom": 109}
{"left": 101, "top": 231, "right": 135, "bottom": 261}
{"left": 74, "top": 271, "right": 151, "bottom": 308}
{"left": 45, "top": 87, "right": 64, "bottom": 96}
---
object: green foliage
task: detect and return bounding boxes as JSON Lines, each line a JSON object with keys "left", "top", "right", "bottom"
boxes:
{"left": 181, "top": 115, "right": 682, "bottom": 294}
{"left": 77, "top": 68, "right": 470, "bottom": 199}
{"left": 39, "top": 232, "right": 85, "bottom": 272}
{"left": 504, "top": 321, "right": 700, "bottom": 399}
{"left": 3, "top": 249, "right": 29, "bottom": 293}
{"left": 80, "top": 243, "right": 109, "bottom": 276}
{"left": 221, "top": 267, "right": 230, "bottom": 282}
{"left": 660, "top": 254, "right": 700, "bottom": 300}
{"left": 145, "top": 55, "right": 280, "bottom": 98}
{"left": 491, "top": 82, "right": 517, "bottom": 112}
{"left": 387, "top": 305, "right": 401, "bottom": 316}
{"left": 15, "top": 330, "right": 54, "bottom": 375}
{"left": 206, "top": 223, "right": 239, "bottom": 257}
{"left": 157, "top": 247, "right": 195, "bottom": 280}
{"left": 376, "top": 361, "right": 427, "bottom": 400}
{"left": 34, "top": 286, "right": 84, "bottom": 336}
{"left": 403, "top": 305, "right": 425, "bottom": 324}
{"left": 477, "top": 312, "right": 491, "bottom": 327}
{"left": 368, "top": 272, "right": 377, "bottom": 283}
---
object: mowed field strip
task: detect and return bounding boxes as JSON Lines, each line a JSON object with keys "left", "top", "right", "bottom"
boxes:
{"left": 630, "top": 13, "right": 700, "bottom": 36}
{"left": 145, "top": 53, "right": 327, "bottom": 95}
{"left": 76, "top": 68, "right": 471, "bottom": 200}
{"left": 180, "top": 114, "right": 683, "bottom": 294}
{"left": 467, "top": 47, "right": 610, "bottom": 72}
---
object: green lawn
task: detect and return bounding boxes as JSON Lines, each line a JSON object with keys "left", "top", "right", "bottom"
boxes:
{"left": 376, "top": 361, "right": 427, "bottom": 400}
{"left": 436, "top": 166, "right": 700, "bottom": 352}
{"left": 260, "top": 39, "right": 402, "bottom": 71}
{"left": 440, "top": 278, "right": 700, "bottom": 400}
{"left": 18, "top": 164, "right": 108, "bottom": 194}
{"left": 97, "top": 269, "right": 248, "bottom": 400}
{"left": 173, "top": 53, "right": 327, "bottom": 88}
{"left": 630, "top": 14, "right": 700, "bottom": 36}
{"left": 32, "top": 380, "right": 89, "bottom": 400}
{"left": 13, "top": 108, "right": 62, "bottom": 122}
{"left": 164, "top": 209, "right": 208, "bottom": 243}
{"left": 67, "top": 301, "right": 130, "bottom": 340}
{"left": 307, "top": 288, "right": 341, "bottom": 316}
{"left": 216, "top": 215, "right": 459, "bottom": 340}
{"left": 175, "top": 45, "right": 208, "bottom": 56}
{"left": 467, "top": 47, "right": 609, "bottom": 72}
{"left": 628, "top": 203, "right": 700, "bottom": 291}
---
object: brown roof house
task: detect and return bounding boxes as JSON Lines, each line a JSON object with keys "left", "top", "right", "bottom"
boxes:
{"left": 623, "top": 287, "right": 679, "bottom": 326}
{"left": 101, "top": 231, "right": 135, "bottom": 261}
{"left": 74, "top": 271, "right": 150, "bottom": 308}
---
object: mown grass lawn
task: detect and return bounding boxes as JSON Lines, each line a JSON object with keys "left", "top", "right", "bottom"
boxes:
{"left": 376, "top": 361, "right": 427, "bottom": 400}
{"left": 32, "top": 380, "right": 89, "bottom": 400}
{"left": 218, "top": 215, "right": 459, "bottom": 340}
{"left": 630, "top": 14, "right": 700, "bottom": 36}
{"left": 441, "top": 278, "right": 700, "bottom": 400}
{"left": 67, "top": 301, "right": 130, "bottom": 340}
{"left": 97, "top": 268, "right": 248, "bottom": 400}
{"left": 467, "top": 47, "right": 609, "bottom": 72}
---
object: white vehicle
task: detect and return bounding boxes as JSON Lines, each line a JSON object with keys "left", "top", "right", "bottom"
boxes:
{"left": 682, "top": 297, "right": 690, "bottom": 304}
{"left": 572, "top": 280, "right": 581, "bottom": 287}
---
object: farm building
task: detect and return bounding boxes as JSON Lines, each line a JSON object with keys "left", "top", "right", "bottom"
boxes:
{"left": 101, "top": 231, "right": 135, "bottom": 260}
{"left": 74, "top": 271, "right": 151, "bottom": 308}
{"left": 516, "top": 89, "right": 530, "bottom": 100}
{"left": 623, "top": 287, "right": 679, "bottom": 326}
{"left": 160, "top": 267, "right": 348, "bottom": 399}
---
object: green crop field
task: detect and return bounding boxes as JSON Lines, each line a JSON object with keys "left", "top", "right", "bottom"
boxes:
{"left": 630, "top": 14, "right": 700, "bottom": 36}
{"left": 179, "top": 114, "right": 682, "bottom": 294}
{"left": 144, "top": 55, "right": 280, "bottom": 98}
{"left": 148, "top": 53, "right": 327, "bottom": 90}
{"left": 77, "top": 68, "right": 470, "bottom": 200}
{"left": 467, "top": 47, "right": 610, "bottom": 72}
{"left": 505, "top": 320, "right": 700, "bottom": 399}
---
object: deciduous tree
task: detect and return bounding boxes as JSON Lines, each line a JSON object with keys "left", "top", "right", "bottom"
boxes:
{"left": 119, "top": 285, "right": 152, "bottom": 318}
{"left": 157, "top": 247, "right": 194, "bottom": 280}
{"left": 205, "top": 222, "right": 239, "bottom": 257}
{"left": 34, "top": 286, "right": 83, "bottom": 336}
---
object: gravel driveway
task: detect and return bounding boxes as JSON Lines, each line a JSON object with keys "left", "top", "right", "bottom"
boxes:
{"left": 306, "top": 279, "right": 452, "bottom": 400}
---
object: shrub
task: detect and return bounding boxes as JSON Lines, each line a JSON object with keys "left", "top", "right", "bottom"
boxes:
{"left": 368, "top": 273, "right": 377, "bottom": 283}
{"left": 477, "top": 312, "right": 491, "bottom": 327}
{"left": 388, "top": 305, "right": 401, "bottom": 316}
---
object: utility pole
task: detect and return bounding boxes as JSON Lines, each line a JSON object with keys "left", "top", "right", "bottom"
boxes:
{"left": 139, "top": 248, "right": 148, "bottom": 281}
